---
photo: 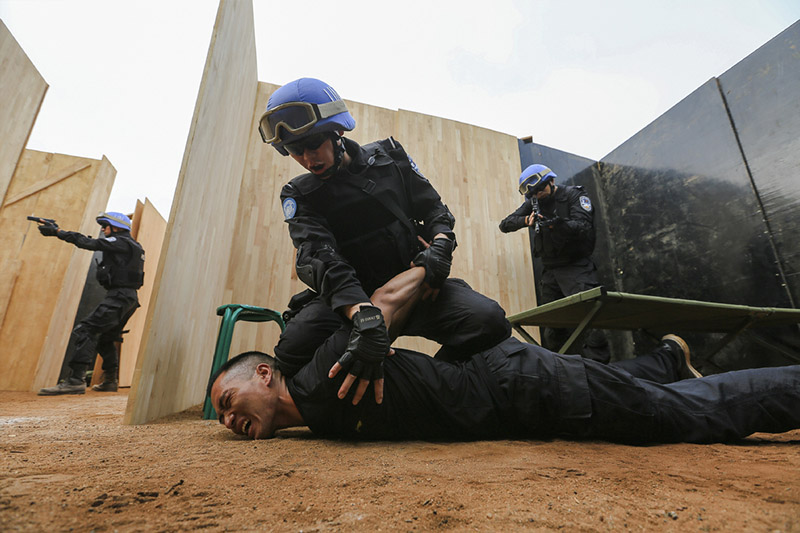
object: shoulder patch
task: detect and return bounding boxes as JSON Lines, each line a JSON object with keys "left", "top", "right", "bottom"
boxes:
{"left": 408, "top": 155, "right": 425, "bottom": 178}
{"left": 579, "top": 196, "right": 592, "bottom": 212}
{"left": 282, "top": 198, "right": 297, "bottom": 220}
{"left": 104, "top": 236, "right": 117, "bottom": 242}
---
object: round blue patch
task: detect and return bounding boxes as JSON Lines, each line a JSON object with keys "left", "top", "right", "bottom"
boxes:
{"left": 282, "top": 198, "right": 297, "bottom": 219}
{"left": 579, "top": 196, "right": 592, "bottom": 212}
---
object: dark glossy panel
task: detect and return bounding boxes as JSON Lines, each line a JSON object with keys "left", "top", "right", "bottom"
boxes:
{"left": 514, "top": 27, "right": 800, "bottom": 368}
{"left": 597, "top": 79, "right": 796, "bottom": 368}
{"left": 599, "top": 79, "right": 786, "bottom": 307}
{"left": 720, "top": 21, "right": 800, "bottom": 306}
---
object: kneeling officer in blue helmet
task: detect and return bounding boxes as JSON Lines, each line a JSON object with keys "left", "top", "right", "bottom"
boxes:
{"left": 260, "top": 78, "right": 511, "bottom": 405}
{"left": 500, "top": 164, "right": 609, "bottom": 363}
{"left": 37, "top": 212, "right": 145, "bottom": 395}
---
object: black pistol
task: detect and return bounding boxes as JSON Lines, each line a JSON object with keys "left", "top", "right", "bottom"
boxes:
{"left": 27, "top": 216, "right": 58, "bottom": 228}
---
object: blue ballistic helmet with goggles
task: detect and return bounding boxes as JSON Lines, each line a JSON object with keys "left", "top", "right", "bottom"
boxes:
{"left": 96, "top": 211, "right": 132, "bottom": 231}
{"left": 259, "top": 78, "right": 356, "bottom": 156}
{"left": 518, "top": 164, "right": 557, "bottom": 197}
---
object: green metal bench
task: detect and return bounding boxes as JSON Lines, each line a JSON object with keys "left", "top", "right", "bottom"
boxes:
{"left": 202, "top": 304, "right": 286, "bottom": 420}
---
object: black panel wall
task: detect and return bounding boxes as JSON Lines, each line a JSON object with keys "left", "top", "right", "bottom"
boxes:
{"left": 514, "top": 21, "right": 800, "bottom": 370}
{"left": 718, "top": 22, "right": 800, "bottom": 308}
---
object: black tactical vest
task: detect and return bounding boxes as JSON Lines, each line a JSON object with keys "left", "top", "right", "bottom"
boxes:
{"left": 534, "top": 186, "right": 596, "bottom": 265}
{"left": 96, "top": 232, "right": 145, "bottom": 289}
{"left": 288, "top": 140, "right": 422, "bottom": 293}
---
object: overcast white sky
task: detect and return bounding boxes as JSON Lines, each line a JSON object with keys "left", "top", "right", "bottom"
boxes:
{"left": 1, "top": 0, "right": 798, "bottom": 219}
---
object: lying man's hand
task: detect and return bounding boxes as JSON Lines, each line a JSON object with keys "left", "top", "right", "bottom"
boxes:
{"left": 328, "top": 305, "right": 390, "bottom": 405}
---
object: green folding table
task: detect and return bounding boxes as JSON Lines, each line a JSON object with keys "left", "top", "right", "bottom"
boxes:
{"left": 507, "top": 287, "right": 800, "bottom": 359}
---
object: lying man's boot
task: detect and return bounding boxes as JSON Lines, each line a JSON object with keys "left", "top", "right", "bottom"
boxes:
{"left": 661, "top": 334, "right": 702, "bottom": 380}
{"left": 38, "top": 377, "right": 86, "bottom": 396}
{"left": 92, "top": 377, "right": 118, "bottom": 392}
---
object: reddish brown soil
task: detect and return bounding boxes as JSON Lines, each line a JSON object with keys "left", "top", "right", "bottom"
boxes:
{"left": 1, "top": 390, "right": 798, "bottom": 532}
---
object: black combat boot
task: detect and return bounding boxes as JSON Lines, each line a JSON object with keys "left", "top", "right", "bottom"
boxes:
{"left": 661, "top": 334, "right": 702, "bottom": 380}
{"left": 38, "top": 368, "right": 87, "bottom": 396}
{"left": 92, "top": 370, "right": 119, "bottom": 392}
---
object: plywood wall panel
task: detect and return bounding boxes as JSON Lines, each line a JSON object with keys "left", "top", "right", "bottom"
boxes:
{"left": 0, "top": 20, "right": 48, "bottom": 205}
{"left": 117, "top": 198, "right": 166, "bottom": 387}
{"left": 0, "top": 150, "right": 115, "bottom": 391}
{"left": 393, "top": 110, "right": 536, "bottom": 344}
{"left": 124, "top": 0, "right": 257, "bottom": 424}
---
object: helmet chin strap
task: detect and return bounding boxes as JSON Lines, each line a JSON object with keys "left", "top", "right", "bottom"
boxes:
{"left": 318, "top": 132, "right": 345, "bottom": 178}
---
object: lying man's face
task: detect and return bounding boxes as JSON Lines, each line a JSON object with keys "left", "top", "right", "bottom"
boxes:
{"left": 211, "top": 365, "right": 279, "bottom": 440}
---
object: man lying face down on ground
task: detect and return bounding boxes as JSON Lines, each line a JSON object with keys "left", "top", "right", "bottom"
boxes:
{"left": 209, "top": 267, "right": 800, "bottom": 444}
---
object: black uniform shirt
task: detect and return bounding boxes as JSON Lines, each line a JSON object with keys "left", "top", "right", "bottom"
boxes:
{"left": 280, "top": 138, "right": 454, "bottom": 311}
{"left": 286, "top": 332, "right": 591, "bottom": 441}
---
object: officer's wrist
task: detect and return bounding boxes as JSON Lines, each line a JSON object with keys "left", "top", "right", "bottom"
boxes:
{"left": 344, "top": 301, "right": 372, "bottom": 321}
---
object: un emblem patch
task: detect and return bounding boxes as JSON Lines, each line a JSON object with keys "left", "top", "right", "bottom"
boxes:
{"left": 282, "top": 198, "right": 297, "bottom": 220}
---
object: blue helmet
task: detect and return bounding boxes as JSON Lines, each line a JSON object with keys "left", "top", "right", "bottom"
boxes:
{"left": 258, "top": 78, "right": 356, "bottom": 156}
{"left": 518, "top": 164, "right": 557, "bottom": 196}
{"left": 96, "top": 211, "right": 131, "bottom": 231}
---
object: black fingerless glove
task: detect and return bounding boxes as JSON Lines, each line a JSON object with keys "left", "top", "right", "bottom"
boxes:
{"left": 540, "top": 215, "right": 562, "bottom": 229}
{"left": 336, "top": 305, "right": 390, "bottom": 381}
{"left": 38, "top": 225, "right": 59, "bottom": 237}
{"left": 411, "top": 237, "right": 454, "bottom": 289}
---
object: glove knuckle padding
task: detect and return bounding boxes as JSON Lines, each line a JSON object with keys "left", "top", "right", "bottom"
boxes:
{"left": 336, "top": 351, "right": 354, "bottom": 369}
{"left": 344, "top": 305, "right": 389, "bottom": 379}
{"left": 412, "top": 238, "right": 453, "bottom": 288}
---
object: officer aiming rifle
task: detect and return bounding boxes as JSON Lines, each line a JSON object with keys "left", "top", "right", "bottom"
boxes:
{"left": 499, "top": 164, "right": 610, "bottom": 363}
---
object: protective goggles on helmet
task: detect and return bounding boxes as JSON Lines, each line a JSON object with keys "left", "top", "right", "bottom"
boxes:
{"left": 519, "top": 171, "right": 554, "bottom": 196}
{"left": 258, "top": 100, "right": 349, "bottom": 144}
{"left": 95, "top": 212, "right": 132, "bottom": 230}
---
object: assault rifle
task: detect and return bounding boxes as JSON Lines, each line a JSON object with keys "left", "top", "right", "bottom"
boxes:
{"left": 530, "top": 197, "right": 541, "bottom": 234}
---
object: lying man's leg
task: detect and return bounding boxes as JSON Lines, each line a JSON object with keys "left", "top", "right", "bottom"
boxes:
{"left": 581, "top": 357, "right": 800, "bottom": 444}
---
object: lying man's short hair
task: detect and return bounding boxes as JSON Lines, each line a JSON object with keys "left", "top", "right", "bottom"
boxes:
{"left": 206, "top": 351, "right": 276, "bottom": 398}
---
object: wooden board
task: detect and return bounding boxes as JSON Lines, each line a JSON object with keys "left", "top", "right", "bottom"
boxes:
{"left": 392, "top": 110, "right": 536, "bottom": 348}
{"left": 118, "top": 198, "right": 166, "bottom": 387}
{"left": 0, "top": 20, "right": 48, "bottom": 206}
{"left": 0, "top": 150, "right": 115, "bottom": 391}
{"left": 124, "top": 0, "right": 257, "bottom": 424}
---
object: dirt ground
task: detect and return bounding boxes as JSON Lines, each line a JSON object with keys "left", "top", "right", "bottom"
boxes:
{"left": 1, "top": 390, "right": 798, "bottom": 532}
